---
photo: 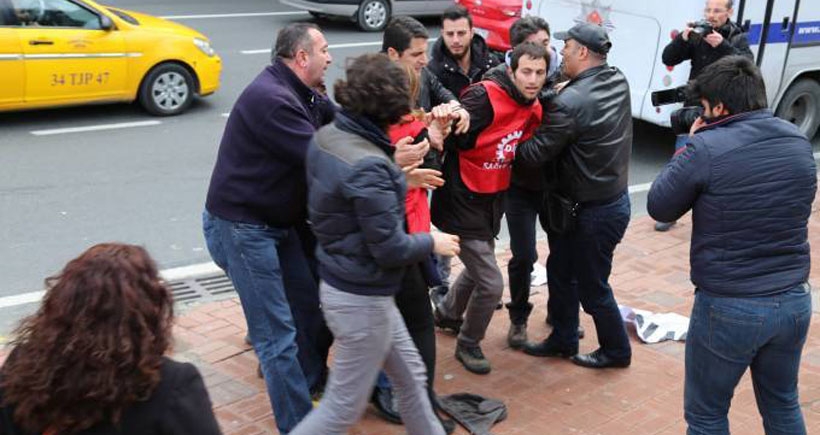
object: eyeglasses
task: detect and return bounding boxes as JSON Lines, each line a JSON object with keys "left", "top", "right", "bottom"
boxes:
{"left": 704, "top": 8, "right": 728, "bottom": 14}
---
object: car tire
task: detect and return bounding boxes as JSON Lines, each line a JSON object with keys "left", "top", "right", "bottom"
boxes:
{"left": 356, "top": 0, "right": 390, "bottom": 32}
{"left": 138, "top": 63, "right": 195, "bottom": 116}
{"left": 775, "top": 78, "right": 820, "bottom": 139}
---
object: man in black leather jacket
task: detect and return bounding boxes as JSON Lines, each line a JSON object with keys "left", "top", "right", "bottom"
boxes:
{"left": 516, "top": 23, "right": 633, "bottom": 369}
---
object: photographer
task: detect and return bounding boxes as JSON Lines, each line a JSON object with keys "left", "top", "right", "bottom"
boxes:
{"left": 662, "top": 0, "right": 752, "bottom": 81}
{"left": 655, "top": 0, "right": 753, "bottom": 231}
{"left": 648, "top": 56, "right": 816, "bottom": 434}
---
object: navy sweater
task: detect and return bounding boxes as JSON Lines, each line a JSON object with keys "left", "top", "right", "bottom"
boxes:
{"left": 206, "top": 59, "right": 335, "bottom": 227}
{"left": 648, "top": 110, "right": 816, "bottom": 297}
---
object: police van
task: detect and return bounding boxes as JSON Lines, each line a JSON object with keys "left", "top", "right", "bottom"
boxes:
{"left": 523, "top": 0, "right": 820, "bottom": 138}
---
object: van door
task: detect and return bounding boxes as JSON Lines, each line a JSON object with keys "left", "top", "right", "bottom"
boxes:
{"left": 740, "top": 0, "right": 799, "bottom": 105}
{"left": 0, "top": 0, "right": 24, "bottom": 108}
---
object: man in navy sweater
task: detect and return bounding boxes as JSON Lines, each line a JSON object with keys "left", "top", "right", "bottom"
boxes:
{"left": 648, "top": 56, "right": 816, "bottom": 434}
{"left": 202, "top": 23, "right": 334, "bottom": 433}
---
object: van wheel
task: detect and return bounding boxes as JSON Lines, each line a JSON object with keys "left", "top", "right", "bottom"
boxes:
{"left": 138, "top": 63, "right": 195, "bottom": 116}
{"left": 775, "top": 78, "right": 820, "bottom": 139}
{"left": 357, "top": 0, "right": 389, "bottom": 32}
{"left": 309, "top": 11, "right": 327, "bottom": 20}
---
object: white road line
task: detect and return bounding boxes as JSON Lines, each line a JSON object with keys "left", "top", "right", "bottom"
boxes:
{"left": 30, "top": 120, "right": 161, "bottom": 136}
{"left": 0, "top": 291, "right": 46, "bottom": 309}
{"left": 628, "top": 182, "right": 653, "bottom": 194}
{"left": 221, "top": 112, "right": 230, "bottom": 118}
{"left": 160, "top": 11, "right": 306, "bottom": 20}
{"left": 241, "top": 38, "right": 436, "bottom": 55}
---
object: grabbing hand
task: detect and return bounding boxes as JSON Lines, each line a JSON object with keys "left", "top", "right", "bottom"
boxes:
{"left": 432, "top": 232, "right": 460, "bottom": 256}
{"left": 394, "top": 136, "right": 430, "bottom": 169}
{"left": 450, "top": 104, "right": 470, "bottom": 135}
{"left": 406, "top": 168, "right": 444, "bottom": 189}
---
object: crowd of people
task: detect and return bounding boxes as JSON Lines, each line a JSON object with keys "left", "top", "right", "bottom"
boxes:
{"left": 0, "top": 0, "right": 816, "bottom": 434}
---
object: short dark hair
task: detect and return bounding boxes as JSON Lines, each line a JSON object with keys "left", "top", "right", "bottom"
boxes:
{"left": 334, "top": 54, "right": 411, "bottom": 128}
{"left": 510, "top": 16, "right": 551, "bottom": 47}
{"left": 382, "top": 16, "right": 429, "bottom": 54}
{"left": 274, "top": 22, "right": 320, "bottom": 63}
{"left": 510, "top": 42, "right": 549, "bottom": 72}
{"left": 688, "top": 55, "right": 767, "bottom": 114}
{"left": 441, "top": 5, "right": 472, "bottom": 28}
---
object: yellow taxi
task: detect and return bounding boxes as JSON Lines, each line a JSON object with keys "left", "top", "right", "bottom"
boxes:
{"left": 0, "top": 0, "right": 221, "bottom": 116}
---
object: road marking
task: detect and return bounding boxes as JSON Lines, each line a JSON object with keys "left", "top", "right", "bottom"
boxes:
{"left": 241, "top": 38, "right": 436, "bottom": 55}
{"left": 628, "top": 182, "right": 652, "bottom": 194}
{"left": 221, "top": 112, "right": 230, "bottom": 118}
{"left": 30, "top": 120, "right": 162, "bottom": 136}
{"left": 0, "top": 291, "right": 46, "bottom": 309}
{"left": 160, "top": 11, "right": 306, "bottom": 20}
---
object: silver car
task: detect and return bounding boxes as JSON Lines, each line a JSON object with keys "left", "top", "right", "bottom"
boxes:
{"left": 280, "top": 0, "right": 454, "bottom": 31}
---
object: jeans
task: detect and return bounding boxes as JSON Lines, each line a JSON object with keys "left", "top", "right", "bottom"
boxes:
{"left": 545, "top": 191, "right": 631, "bottom": 359}
{"left": 202, "top": 211, "right": 314, "bottom": 433}
{"left": 505, "top": 185, "right": 542, "bottom": 325}
{"left": 684, "top": 284, "right": 812, "bottom": 435}
{"left": 290, "top": 283, "right": 445, "bottom": 435}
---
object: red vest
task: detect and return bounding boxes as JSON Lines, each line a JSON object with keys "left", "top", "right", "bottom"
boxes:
{"left": 459, "top": 81, "right": 542, "bottom": 194}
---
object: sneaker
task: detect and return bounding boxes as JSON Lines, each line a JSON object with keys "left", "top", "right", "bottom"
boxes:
{"left": 455, "top": 344, "right": 491, "bottom": 374}
{"left": 654, "top": 221, "right": 676, "bottom": 232}
{"left": 507, "top": 323, "right": 528, "bottom": 349}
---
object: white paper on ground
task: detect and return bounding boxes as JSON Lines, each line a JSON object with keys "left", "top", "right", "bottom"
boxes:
{"left": 619, "top": 305, "right": 689, "bottom": 344}
{"left": 530, "top": 263, "right": 547, "bottom": 286}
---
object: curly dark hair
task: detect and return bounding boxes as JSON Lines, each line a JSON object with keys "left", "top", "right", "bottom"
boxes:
{"left": 334, "top": 53, "right": 411, "bottom": 129}
{"left": 0, "top": 243, "right": 174, "bottom": 434}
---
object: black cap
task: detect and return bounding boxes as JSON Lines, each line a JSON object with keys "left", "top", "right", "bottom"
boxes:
{"left": 554, "top": 22, "right": 612, "bottom": 55}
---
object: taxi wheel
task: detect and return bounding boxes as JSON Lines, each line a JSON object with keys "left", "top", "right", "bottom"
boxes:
{"left": 139, "top": 63, "right": 195, "bottom": 116}
{"left": 357, "top": 0, "right": 389, "bottom": 32}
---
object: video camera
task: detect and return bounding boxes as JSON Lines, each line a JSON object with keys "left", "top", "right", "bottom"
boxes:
{"left": 651, "top": 85, "right": 704, "bottom": 136}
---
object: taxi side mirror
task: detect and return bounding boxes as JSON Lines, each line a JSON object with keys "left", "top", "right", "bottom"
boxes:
{"left": 100, "top": 15, "right": 114, "bottom": 31}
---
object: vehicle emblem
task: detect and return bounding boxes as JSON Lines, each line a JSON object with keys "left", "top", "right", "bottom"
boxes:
{"left": 574, "top": 0, "right": 615, "bottom": 31}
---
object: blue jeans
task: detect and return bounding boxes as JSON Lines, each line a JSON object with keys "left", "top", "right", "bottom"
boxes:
{"left": 545, "top": 191, "right": 631, "bottom": 359}
{"left": 684, "top": 284, "right": 812, "bottom": 435}
{"left": 202, "top": 211, "right": 313, "bottom": 433}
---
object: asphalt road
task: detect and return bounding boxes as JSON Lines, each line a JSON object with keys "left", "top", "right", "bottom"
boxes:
{"left": 0, "top": 0, "right": 817, "bottom": 332}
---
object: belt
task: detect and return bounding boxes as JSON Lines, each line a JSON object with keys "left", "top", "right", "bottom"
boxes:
{"left": 578, "top": 190, "right": 627, "bottom": 208}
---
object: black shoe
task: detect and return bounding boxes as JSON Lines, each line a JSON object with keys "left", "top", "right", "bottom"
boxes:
{"left": 432, "top": 292, "right": 462, "bottom": 333}
{"left": 455, "top": 344, "right": 492, "bottom": 374}
{"left": 570, "top": 348, "right": 631, "bottom": 369}
{"left": 523, "top": 339, "right": 578, "bottom": 358}
{"left": 371, "top": 386, "right": 402, "bottom": 424}
{"left": 544, "top": 317, "right": 586, "bottom": 339}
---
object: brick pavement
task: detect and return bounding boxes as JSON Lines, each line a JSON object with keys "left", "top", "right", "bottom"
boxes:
{"left": 4, "top": 208, "right": 820, "bottom": 434}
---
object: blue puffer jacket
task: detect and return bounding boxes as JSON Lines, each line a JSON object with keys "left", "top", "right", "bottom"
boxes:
{"left": 306, "top": 111, "right": 434, "bottom": 296}
{"left": 648, "top": 110, "right": 816, "bottom": 297}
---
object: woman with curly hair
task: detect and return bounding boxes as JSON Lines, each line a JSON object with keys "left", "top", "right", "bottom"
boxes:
{"left": 290, "top": 53, "right": 460, "bottom": 435}
{"left": 0, "top": 243, "right": 221, "bottom": 435}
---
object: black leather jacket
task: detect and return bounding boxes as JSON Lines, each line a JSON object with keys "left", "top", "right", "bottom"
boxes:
{"left": 418, "top": 67, "right": 457, "bottom": 111}
{"left": 427, "top": 35, "right": 500, "bottom": 98}
{"left": 516, "top": 64, "right": 631, "bottom": 203}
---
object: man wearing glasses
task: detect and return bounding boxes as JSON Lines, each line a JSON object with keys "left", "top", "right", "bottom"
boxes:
{"left": 654, "top": 0, "right": 753, "bottom": 232}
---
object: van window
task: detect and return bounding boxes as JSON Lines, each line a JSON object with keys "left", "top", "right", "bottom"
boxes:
{"left": 10, "top": 0, "right": 101, "bottom": 29}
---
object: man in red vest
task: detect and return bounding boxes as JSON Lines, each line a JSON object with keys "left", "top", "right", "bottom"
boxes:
{"left": 431, "top": 42, "right": 547, "bottom": 374}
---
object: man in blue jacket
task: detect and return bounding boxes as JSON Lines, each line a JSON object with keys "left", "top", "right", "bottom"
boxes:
{"left": 202, "top": 23, "right": 333, "bottom": 433}
{"left": 648, "top": 56, "right": 816, "bottom": 435}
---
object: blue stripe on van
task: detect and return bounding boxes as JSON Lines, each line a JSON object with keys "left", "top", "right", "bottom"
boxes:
{"left": 747, "top": 21, "right": 820, "bottom": 46}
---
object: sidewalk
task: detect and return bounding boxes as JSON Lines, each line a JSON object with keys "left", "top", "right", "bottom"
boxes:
{"left": 5, "top": 207, "right": 820, "bottom": 434}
